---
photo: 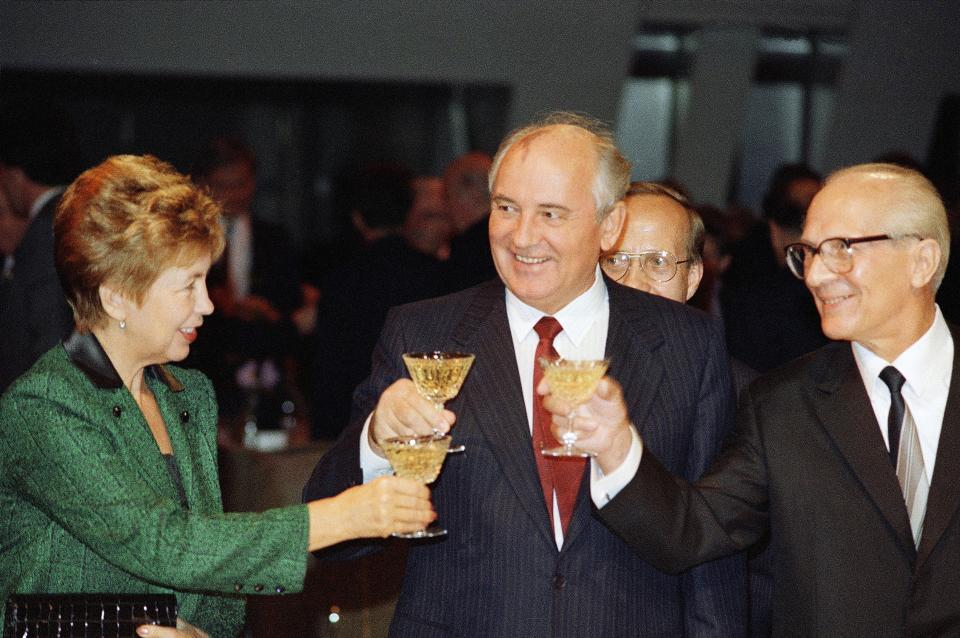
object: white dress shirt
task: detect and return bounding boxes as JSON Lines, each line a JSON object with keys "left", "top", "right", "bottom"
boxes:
{"left": 852, "top": 306, "right": 953, "bottom": 478}
{"left": 225, "top": 212, "right": 253, "bottom": 298}
{"left": 359, "top": 267, "right": 643, "bottom": 548}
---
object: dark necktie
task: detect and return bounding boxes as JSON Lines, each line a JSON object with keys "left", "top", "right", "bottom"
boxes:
{"left": 532, "top": 317, "right": 586, "bottom": 535}
{"left": 879, "top": 365, "right": 928, "bottom": 545}
{"left": 879, "top": 366, "right": 906, "bottom": 465}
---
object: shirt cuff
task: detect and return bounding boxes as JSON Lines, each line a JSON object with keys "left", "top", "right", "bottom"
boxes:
{"left": 590, "top": 425, "right": 643, "bottom": 507}
{"left": 359, "top": 412, "right": 393, "bottom": 483}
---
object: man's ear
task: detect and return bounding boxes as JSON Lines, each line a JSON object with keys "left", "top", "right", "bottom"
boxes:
{"left": 910, "top": 238, "right": 941, "bottom": 289}
{"left": 685, "top": 260, "right": 704, "bottom": 302}
{"left": 98, "top": 283, "right": 128, "bottom": 324}
{"left": 600, "top": 201, "right": 626, "bottom": 252}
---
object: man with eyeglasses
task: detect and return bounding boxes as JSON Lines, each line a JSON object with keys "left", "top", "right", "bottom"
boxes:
{"left": 547, "top": 163, "right": 960, "bottom": 635}
{"left": 600, "top": 182, "right": 704, "bottom": 304}
{"left": 604, "top": 181, "right": 770, "bottom": 634}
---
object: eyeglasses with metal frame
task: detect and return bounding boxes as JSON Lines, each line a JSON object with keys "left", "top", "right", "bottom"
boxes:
{"left": 784, "top": 234, "right": 922, "bottom": 279}
{"left": 600, "top": 250, "right": 691, "bottom": 283}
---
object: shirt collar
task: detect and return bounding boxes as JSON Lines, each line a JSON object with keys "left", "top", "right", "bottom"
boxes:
{"left": 29, "top": 186, "right": 64, "bottom": 221}
{"left": 505, "top": 266, "right": 608, "bottom": 346}
{"left": 852, "top": 305, "right": 953, "bottom": 397}
{"left": 62, "top": 329, "right": 185, "bottom": 392}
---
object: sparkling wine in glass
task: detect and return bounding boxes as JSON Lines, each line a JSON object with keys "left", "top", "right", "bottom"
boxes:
{"left": 539, "top": 358, "right": 610, "bottom": 458}
{"left": 402, "top": 351, "right": 475, "bottom": 452}
{"left": 382, "top": 433, "right": 453, "bottom": 538}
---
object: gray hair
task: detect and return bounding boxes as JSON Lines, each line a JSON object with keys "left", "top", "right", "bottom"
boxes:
{"left": 825, "top": 163, "right": 950, "bottom": 291}
{"left": 488, "top": 111, "right": 631, "bottom": 221}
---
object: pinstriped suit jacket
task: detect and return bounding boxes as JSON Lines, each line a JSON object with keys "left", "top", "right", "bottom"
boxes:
{"left": 0, "top": 332, "right": 309, "bottom": 638}
{"left": 305, "top": 278, "right": 747, "bottom": 637}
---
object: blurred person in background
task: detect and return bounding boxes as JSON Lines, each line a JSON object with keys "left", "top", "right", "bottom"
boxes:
{"left": 402, "top": 175, "right": 454, "bottom": 261}
{"left": 722, "top": 163, "right": 828, "bottom": 372}
{"left": 0, "top": 99, "right": 76, "bottom": 392}
{"left": 441, "top": 150, "right": 497, "bottom": 292}
{"left": 312, "top": 165, "right": 448, "bottom": 439}
{"left": 0, "top": 154, "right": 434, "bottom": 638}
{"left": 688, "top": 203, "right": 735, "bottom": 317}
{"left": 186, "top": 137, "right": 304, "bottom": 445}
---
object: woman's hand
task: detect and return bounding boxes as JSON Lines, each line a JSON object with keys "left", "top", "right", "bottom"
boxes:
{"left": 136, "top": 617, "right": 208, "bottom": 637}
{"left": 305, "top": 476, "right": 435, "bottom": 550}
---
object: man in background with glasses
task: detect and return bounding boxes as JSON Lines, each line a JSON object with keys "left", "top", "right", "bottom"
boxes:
{"left": 558, "top": 162, "right": 960, "bottom": 635}
{"left": 601, "top": 182, "right": 704, "bottom": 304}
{"left": 604, "top": 181, "right": 770, "bottom": 635}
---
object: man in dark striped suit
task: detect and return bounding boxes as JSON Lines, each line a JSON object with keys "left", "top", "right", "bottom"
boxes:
{"left": 305, "top": 112, "right": 746, "bottom": 637}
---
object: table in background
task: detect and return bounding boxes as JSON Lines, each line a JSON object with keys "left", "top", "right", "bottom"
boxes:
{"left": 218, "top": 442, "right": 405, "bottom": 637}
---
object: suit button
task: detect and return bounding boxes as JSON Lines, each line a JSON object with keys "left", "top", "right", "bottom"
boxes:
{"left": 275, "top": 586, "right": 286, "bottom": 594}
{"left": 180, "top": 410, "right": 190, "bottom": 423}
{"left": 112, "top": 405, "right": 122, "bottom": 418}
{"left": 552, "top": 574, "right": 565, "bottom": 590}
{"left": 253, "top": 584, "right": 264, "bottom": 592}
{"left": 233, "top": 583, "right": 243, "bottom": 592}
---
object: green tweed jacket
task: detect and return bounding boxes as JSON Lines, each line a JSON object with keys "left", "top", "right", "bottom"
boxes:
{"left": 0, "top": 331, "right": 309, "bottom": 638}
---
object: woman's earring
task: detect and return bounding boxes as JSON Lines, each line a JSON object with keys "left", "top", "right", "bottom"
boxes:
{"left": 119, "top": 320, "right": 126, "bottom": 330}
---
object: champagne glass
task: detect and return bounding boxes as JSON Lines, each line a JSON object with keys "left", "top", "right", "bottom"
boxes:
{"left": 402, "top": 351, "right": 475, "bottom": 452}
{"left": 382, "top": 433, "right": 453, "bottom": 538}
{"left": 539, "top": 358, "right": 610, "bottom": 458}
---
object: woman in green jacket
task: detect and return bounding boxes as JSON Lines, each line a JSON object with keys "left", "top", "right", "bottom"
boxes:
{"left": 0, "top": 155, "right": 435, "bottom": 638}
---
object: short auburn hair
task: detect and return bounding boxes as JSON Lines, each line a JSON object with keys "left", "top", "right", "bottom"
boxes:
{"left": 55, "top": 154, "right": 225, "bottom": 330}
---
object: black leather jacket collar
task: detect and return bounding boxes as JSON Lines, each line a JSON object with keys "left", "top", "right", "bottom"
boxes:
{"left": 62, "top": 330, "right": 184, "bottom": 392}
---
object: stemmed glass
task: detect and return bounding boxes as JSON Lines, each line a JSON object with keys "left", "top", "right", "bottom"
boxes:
{"left": 402, "top": 352, "right": 475, "bottom": 453}
{"left": 382, "top": 433, "right": 453, "bottom": 538}
{"left": 539, "top": 358, "right": 610, "bottom": 458}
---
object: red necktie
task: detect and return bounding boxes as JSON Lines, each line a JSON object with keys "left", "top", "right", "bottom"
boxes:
{"left": 532, "top": 316, "right": 586, "bottom": 535}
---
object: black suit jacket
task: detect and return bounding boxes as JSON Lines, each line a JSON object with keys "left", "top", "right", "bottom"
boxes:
{"left": 249, "top": 217, "right": 302, "bottom": 314}
{"left": 0, "top": 194, "right": 73, "bottom": 392}
{"left": 601, "top": 330, "right": 960, "bottom": 636}
{"left": 312, "top": 236, "right": 446, "bottom": 438}
{"left": 305, "top": 278, "right": 747, "bottom": 637}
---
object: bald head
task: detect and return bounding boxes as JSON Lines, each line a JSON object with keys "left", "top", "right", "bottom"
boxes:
{"left": 604, "top": 185, "right": 704, "bottom": 303}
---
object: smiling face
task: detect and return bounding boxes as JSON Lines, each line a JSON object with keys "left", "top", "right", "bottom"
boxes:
{"left": 121, "top": 252, "right": 215, "bottom": 368}
{"left": 801, "top": 173, "right": 936, "bottom": 360}
{"left": 488, "top": 126, "right": 624, "bottom": 314}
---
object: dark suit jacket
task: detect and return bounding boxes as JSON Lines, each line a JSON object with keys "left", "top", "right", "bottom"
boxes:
{"left": 0, "top": 332, "right": 309, "bottom": 638}
{"left": 601, "top": 332, "right": 960, "bottom": 637}
{"left": 248, "top": 217, "right": 302, "bottom": 314}
{"left": 0, "top": 194, "right": 73, "bottom": 392}
{"left": 312, "top": 235, "right": 446, "bottom": 438}
{"left": 728, "top": 357, "right": 773, "bottom": 638}
{"left": 305, "top": 278, "right": 747, "bottom": 637}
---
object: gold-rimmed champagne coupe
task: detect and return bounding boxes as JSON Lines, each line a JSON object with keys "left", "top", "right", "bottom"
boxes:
{"left": 402, "top": 351, "right": 475, "bottom": 452}
{"left": 539, "top": 358, "right": 610, "bottom": 458}
{"left": 382, "top": 433, "right": 453, "bottom": 538}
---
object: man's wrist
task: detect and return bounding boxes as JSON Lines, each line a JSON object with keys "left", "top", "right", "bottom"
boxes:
{"left": 596, "top": 423, "right": 633, "bottom": 475}
{"left": 368, "top": 410, "right": 385, "bottom": 458}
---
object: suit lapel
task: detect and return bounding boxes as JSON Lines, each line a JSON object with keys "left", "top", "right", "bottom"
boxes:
{"left": 449, "top": 283, "right": 557, "bottom": 548}
{"left": 916, "top": 324, "right": 960, "bottom": 566}
{"left": 811, "top": 345, "right": 916, "bottom": 556}
{"left": 563, "top": 282, "right": 665, "bottom": 550}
